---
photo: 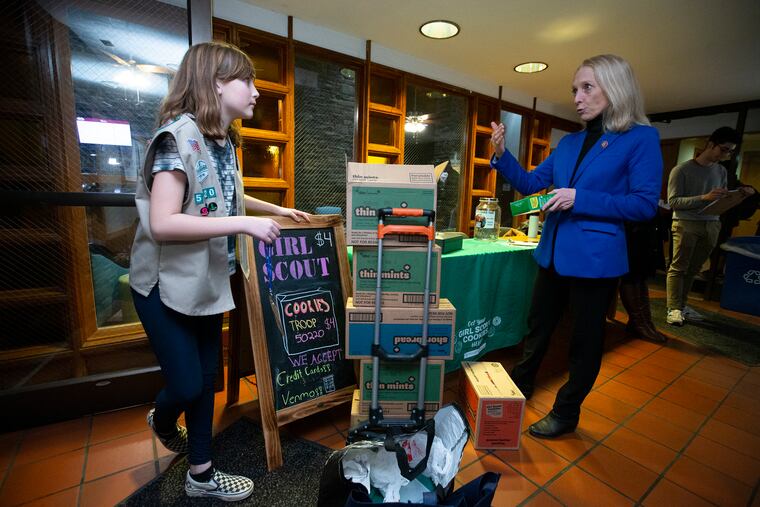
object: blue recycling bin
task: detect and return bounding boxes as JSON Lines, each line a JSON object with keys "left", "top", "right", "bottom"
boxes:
{"left": 720, "top": 236, "right": 760, "bottom": 316}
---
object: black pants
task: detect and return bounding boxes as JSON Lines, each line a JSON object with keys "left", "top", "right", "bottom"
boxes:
{"left": 511, "top": 267, "right": 618, "bottom": 420}
{"left": 132, "top": 285, "right": 222, "bottom": 466}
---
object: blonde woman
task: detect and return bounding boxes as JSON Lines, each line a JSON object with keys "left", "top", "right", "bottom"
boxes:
{"left": 490, "top": 54, "right": 662, "bottom": 438}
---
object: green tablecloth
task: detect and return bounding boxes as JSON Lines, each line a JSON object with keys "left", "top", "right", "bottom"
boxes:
{"left": 348, "top": 239, "right": 538, "bottom": 372}
{"left": 441, "top": 239, "right": 537, "bottom": 371}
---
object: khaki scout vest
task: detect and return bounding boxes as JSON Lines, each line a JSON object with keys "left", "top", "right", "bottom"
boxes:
{"left": 130, "top": 114, "right": 249, "bottom": 316}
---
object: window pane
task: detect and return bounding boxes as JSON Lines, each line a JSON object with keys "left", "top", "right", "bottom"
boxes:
{"left": 367, "top": 154, "right": 395, "bottom": 164}
{"left": 242, "top": 141, "right": 284, "bottom": 179}
{"left": 550, "top": 128, "right": 571, "bottom": 150}
{"left": 71, "top": 7, "right": 187, "bottom": 196}
{"left": 248, "top": 190, "right": 283, "bottom": 207}
{"left": 495, "top": 111, "right": 524, "bottom": 225}
{"left": 472, "top": 166, "right": 491, "bottom": 190}
{"left": 477, "top": 100, "right": 498, "bottom": 128}
{"left": 368, "top": 114, "right": 397, "bottom": 146}
{"left": 501, "top": 110, "right": 523, "bottom": 157}
{"left": 474, "top": 133, "right": 492, "bottom": 160}
{"left": 238, "top": 36, "right": 283, "bottom": 84}
{"left": 403, "top": 84, "right": 467, "bottom": 232}
{"left": 370, "top": 73, "right": 397, "bottom": 107}
{"left": 242, "top": 93, "right": 283, "bottom": 131}
{"left": 0, "top": 0, "right": 188, "bottom": 390}
{"left": 66, "top": 0, "right": 187, "bottom": 334}
{"left": 293, "top": 53, "right": 357, "bottom": 215}
{"left": 87, "top": 207, "right": 140, "bottom": 326}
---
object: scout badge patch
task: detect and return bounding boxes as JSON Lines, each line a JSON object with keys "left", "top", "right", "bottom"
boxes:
{"left": 196, "top": 160, "right": 209, "bottom": 183}
{"left": 187, "top": 138, "right": 201, "bottom": 153}
{"left": 265, "top": 243, "right": 286, "bottom": 338}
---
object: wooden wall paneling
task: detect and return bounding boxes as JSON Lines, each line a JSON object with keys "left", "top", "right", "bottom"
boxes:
{"left": 284, "top": 16, "right": 295, "bottom": 207}
{"left": 360, "top": 40, "right": 371, "bottom": 162}
{"left": 398, "top": 73, "right": 407, "bottom": 162}
{"left": 50, "top": 20, "right": 100, "bottom": 370}
{"left": 0, "top": 5, "right": 83, "bottom": 380}
{"left": 459, "top": 94, "right": 477, "bottom": 233}
{"left": 366, "top": 65, "right": 405, "bottom": 164}
{"left": 215, "top": 18, "right": 293, "bottom": 207}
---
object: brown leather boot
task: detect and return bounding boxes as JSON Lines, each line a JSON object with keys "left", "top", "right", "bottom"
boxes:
{"left": 638, "top": 279, "right": 668, "bottom": 343}
{"left": 619, "top": 280, "right": 666, "bottom": 343}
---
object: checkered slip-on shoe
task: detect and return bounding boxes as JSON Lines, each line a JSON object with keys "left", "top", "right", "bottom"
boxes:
{"left": 147, "top": 408, "right": 189, "bottom": 454}
{"left": 185, "top": 469, "right": 254, "bottom": 502}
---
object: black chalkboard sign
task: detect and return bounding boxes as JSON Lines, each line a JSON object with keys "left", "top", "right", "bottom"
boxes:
{"left": 243, "top": 215, "right": 355, "bottom": 470}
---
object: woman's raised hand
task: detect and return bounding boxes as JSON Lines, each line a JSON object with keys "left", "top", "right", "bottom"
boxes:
{"left": 490, "top": 122, "right": 506, "bottom": 158}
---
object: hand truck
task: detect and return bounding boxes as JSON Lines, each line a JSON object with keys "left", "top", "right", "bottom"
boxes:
{"left": 347, "top": 207, "right": 437, "bottom": 481}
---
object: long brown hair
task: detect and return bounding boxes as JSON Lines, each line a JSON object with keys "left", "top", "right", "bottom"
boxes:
{"left": 158, "top": 42, "right": 255, "bottom": 144}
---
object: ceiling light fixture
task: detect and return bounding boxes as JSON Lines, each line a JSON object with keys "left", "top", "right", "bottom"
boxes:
{"left": 420, "top": 20, "right": 459, "bottom": 40}
{"left": 404, "top": 117, "right": 427, "bottom": 134}
{"left": 514, "top": 62, "right": 548, "bottom": 74}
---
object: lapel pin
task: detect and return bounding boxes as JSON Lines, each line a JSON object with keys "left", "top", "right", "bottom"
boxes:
{"left": 601, "top": 140, "right": 608, "bottom": 149}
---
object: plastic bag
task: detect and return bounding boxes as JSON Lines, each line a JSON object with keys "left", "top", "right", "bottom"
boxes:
{"left": 317, "top": 404, "right": 470, "bottom": 505}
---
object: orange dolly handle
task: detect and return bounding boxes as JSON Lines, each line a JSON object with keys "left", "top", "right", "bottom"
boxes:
{"left": 377, "top": 208, "right": 435, "bottom": 240}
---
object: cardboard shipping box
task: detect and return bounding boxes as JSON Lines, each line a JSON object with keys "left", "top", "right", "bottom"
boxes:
{"left": 346, "top": 163, "right": 437, "bottom": 246}
{"left": 350, "top": 389, "right": 363, "bottom": 428}
{"left": 345, "top": 297, "right": 455, "bottom": 360}
{"left": 350, "top": 389, "right": 440, "bottom": 427}
{"left": 358, "top": 359, "right": 444, "bottom": 418}
{"left": 460, "top": 361, "right": 525, "bottom": 450}
{"left": 352, "top": 245, "right": 441, "bottom": 308}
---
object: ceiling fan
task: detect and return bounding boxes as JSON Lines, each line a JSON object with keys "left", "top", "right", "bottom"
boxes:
{"left": 405, "top": 112, "right": 432, "bottom": 134}
{"left": 102, "top": 49, "right": 174, "bottom": 75}
{"left": 405, "top": 87, "right": 439, "bottom": 135}
{"left": 100, "top": 48, "right": 174, "bottom": 103}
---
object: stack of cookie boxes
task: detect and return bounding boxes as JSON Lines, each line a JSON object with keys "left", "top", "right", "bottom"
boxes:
{"left": 344, "top": 162, "right": 457, "bottom": 425}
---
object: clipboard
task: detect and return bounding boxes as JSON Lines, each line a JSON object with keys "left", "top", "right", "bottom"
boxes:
{"left": 698, "top": 190, "right": 747, "bottom": 215}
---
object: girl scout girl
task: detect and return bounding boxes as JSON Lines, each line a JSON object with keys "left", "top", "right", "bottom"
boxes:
{"left": 130, "top": 42, "right": 310, "bottom": 502}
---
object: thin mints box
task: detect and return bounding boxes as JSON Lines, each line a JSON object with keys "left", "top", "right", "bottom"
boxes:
{"left": 510, "top": 193, "right": 555, "bottom": 216}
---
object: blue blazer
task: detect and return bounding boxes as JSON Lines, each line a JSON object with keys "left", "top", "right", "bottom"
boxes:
{"left": 492, "top": 125, "right": 663, "bottom": 278}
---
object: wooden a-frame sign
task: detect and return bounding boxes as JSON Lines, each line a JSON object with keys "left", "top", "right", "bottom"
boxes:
{"left": 243, "top": 214, "right": 355, "bottom": 470}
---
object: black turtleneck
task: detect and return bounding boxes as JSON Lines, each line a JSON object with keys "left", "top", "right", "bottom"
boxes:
{"left": 568, "top": 114, "right": 604, "bottom": 186}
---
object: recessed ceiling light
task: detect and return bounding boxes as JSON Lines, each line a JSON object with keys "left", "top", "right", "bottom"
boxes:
{"left": 419, "top": 20, "right": 459, "bottom": 40}
{"left": 514, "top": 62, "right": 548, "bottom": 74}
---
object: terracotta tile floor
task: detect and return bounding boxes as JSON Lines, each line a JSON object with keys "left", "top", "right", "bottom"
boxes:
{"left": 1, "top": 295, "right": 759, "bottom": 506}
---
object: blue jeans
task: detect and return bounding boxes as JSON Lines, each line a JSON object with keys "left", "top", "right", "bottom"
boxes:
{"left": 132, "top": 286, "right": 222, "bottom": 465}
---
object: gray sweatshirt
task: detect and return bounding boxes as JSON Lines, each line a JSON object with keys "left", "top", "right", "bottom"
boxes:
{"left": 667, "top": 159, "right": 727, "bottom": 221}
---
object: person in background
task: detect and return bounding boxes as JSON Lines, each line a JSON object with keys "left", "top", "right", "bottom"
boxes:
{"left": 490, "top": 54, "right": 661, "bottom": 438}
{"left": 619, "top": 219, "right": 668, "bottom": 343}
{"left": 721, "top": 160, "right": 759, "bottom": 237}
{"left": 665, "top": 127, "right": 754, "bottom": 326}
{"left": 130, "top": 42, "right": 310, "bottom": 501}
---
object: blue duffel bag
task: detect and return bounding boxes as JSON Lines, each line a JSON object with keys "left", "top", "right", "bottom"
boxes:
{"left": 344, "top": 472, "right": 500, "bottom": 507}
